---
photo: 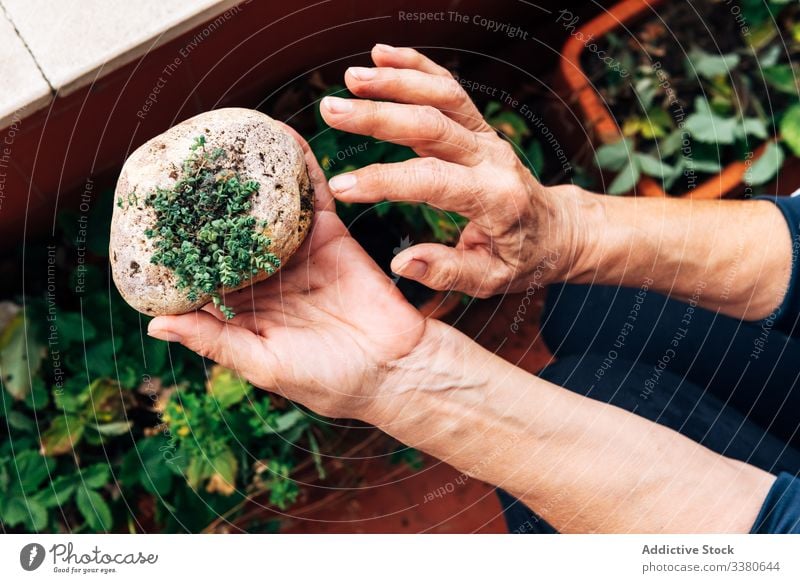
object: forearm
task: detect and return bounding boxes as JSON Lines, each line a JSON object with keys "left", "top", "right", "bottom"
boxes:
{"left": 563, "top": 189, "right": 793, "bottom": 320}
{"left": 375, "top": 320, "right": 775, "bottom": 533}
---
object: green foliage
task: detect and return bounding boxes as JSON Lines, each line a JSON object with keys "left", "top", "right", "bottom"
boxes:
{"left": 688, "top": 48, "right": 740, "bottom": 80}
{"left": 592, "top": 1, "right": 799, "bottom": 195}
{"left": 595, "top": 138, "right": 679, "bottom": 195}
{"left": 0, "top": 311, "right": 45, "bottom": 400}
{"left": 748, "top": 141, "right": 785, "bottom": 186}
{"left": 740, "top": 0, "right": 791, "bottom": 29}
{"left": 138, "top": 136, "right": 280, "bottom": 319}
{"left": 780, "top": 104, "right": 800, "bottom": 157}
{"left": 0, "top": 446, "right": 111, "bottom": 532}
{"left": 0, "top": 189, "right": 328, "bottom": 533}
{"left": 684, "top": 98, "right": 767, "bottom": 145}
{"left": 763, "top": 64, "right": 800, "bottom": 94}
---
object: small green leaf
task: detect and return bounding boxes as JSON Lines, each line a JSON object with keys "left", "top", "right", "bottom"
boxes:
{"left": 486, "top": 110, "right": 530, "bottom": 146}
{"left": 307, "top": 430, "right": 326, "bottom": 480}
{"left": 483, "top": 101, "right": 503, "bottom": 119}
{"left": 185, "top": 454, "right": 213, "bottom": 490}
{"left": 55, "top": 312, "right": 96, "bottom": 347}
{"left": 659, "top": 131, "right": 684, "bottom": 157}
{"left": 685, "top": 99, "right": 737, "bottom": 145}
{"left": 84, "top": 339, "right": 119, "bottom": 379}
{"left": 780, "top": 104, "right": 800, "bottom": 157}
{"left": 265, "top": 408, "right": 307, "bottom": 434}
{"left": 691, "top": 157, "right": 723, "bottom": 174}
{"left": 747, "top": 142, "right": 785, "bottom": 186}
{"left": 607, "top": 159, "right": 641, "bottom": 195}
{"left": 23, "top": 377, "right": 49, "bottom": 411}
{"left": 205, "top": 447, "right": 238, "bottom": 496}
{"left": 6, "top": 410, "right": 35, "bottom": 432}
{"left": 595, "top": 139, "right": 633, "bottom": 172}
{"left": 688, "top": 48, "right": 740, "bottom": 80}
{"left": 206, "top": 365, "right": 252, "bottom": 409}
{"left": 0, "top": 498, "right": 31, "bottom": 527}
{"left": 89, "top": 421, "right": 133, "bottom": 436}
{"left": 0, "top": 313, "right": 45, "bottom": 401}
{"left": 763, "top": 64, "right": 799, "bottom": 94}
{"left": 121, "top": 437, "right": 173, "bottom": 496}
{"left": 41, "top": 414, "right": 86, "bottom": 456}
{"left": 635, "top": 153, "right": 675, "bottom": 180}
{"left": 737, "top": 118, "right": 769, "bottom": 141}
{"left": 15, "top": 450, "right": 55, "bottom": 491}
{"left": 25, "top": 499, "right": 48, "bottom": 531}
{"left": 34, "top": 474, "right": 77, "bottom": 508}
{"left": 75, "top": 487, "right": 112, "bottom": 531}
{"left": 79, "top": 464, "right": 111, "bottom": 489}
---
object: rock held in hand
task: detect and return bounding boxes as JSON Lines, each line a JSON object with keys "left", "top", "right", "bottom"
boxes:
{"left": 110, "top": 108, "right": 313, "bottom": 316}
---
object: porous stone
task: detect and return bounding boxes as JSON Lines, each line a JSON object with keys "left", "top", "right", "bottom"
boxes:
{"left": 110, "top": 108, "right": 313, "bottom": 316}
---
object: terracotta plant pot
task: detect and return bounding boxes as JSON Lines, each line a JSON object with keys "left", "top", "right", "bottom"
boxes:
{"left": 557, "top": 0, "right": 770, "bottom": 199}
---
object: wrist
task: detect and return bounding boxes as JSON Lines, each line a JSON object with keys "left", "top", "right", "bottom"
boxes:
{"left": 362, "top": 319, "right": 493, "bottom": 427}
{"left": 518, "top": 183, "right": 608, "bottom": 290}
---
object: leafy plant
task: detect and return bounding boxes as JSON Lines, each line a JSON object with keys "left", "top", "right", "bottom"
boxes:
{"left": 0, "top": 446, "right": 112, "bottom": 532}
{"left": 0, "top": 188, "right": 334, "bottom": 533}
{"left": 130, "top": 135, "right": 280, "bottom": 319}
{"left": 589, "top": 0, "right": 800, "bottom": 194}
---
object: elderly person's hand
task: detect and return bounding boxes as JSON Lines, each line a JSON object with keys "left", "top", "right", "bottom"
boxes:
{"left": 319, "top": 44, "right": 597, "bottom": 298}
{"left": 319, "top": 45, "right": 793, "bottom": 322}
{"left": 147, "top": 48, "right": 786, "bottom": 534}
{"left": 147, "top": 128, "right": 429, "bottom": 422}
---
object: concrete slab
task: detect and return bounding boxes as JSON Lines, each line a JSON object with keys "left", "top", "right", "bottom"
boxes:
{"left": 0, "top": 6, "right": 51, "bottom": 129}
{"left": 1, "top": 0, "right": 242, "bottom": 96}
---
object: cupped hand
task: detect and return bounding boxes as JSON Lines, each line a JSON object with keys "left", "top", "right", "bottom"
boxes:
{"left": 320, "top": 44, "right": 595, "bottom": 297}
{"left": 147, "top": 127, "right": 427, "bottom": 422}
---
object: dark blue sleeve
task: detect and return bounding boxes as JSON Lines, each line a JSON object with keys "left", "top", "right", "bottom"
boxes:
{"left": 755, "top": 195, "right": 800, "bottom": 336}
{"left": 750, "top": 472, "right": 800, "bottom": 533}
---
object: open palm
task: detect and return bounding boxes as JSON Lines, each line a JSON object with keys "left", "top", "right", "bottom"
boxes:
{"left": 148, "top": 128, "right": 426, "bottom": 420}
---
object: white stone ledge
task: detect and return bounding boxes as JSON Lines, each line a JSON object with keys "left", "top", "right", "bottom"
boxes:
{"left": 0, "top": 0, "right": 242, "bottom": 128}
{"left": 0, "top": 6, "right": 51, "bottom": 129}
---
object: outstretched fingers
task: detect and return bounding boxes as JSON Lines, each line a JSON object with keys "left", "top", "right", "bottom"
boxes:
{"left": 370, "top": 44, "right": 452, "bottom": 77}
{"left": 344, "top": 66, "right": 491, "bottom": 132}
{"left": 327, "top": 157, "right": 481, "bottom": 218}
{"left": 320, "top": 96, "right": 483, "bottom": 166}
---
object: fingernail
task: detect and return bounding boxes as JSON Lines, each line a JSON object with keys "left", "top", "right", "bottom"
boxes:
{"left": 397, "top": 259, "right": 427, "bottom": 278}
{"left": 348, "top": 66, "right": 377, "bottom": 81}
{"left": 329, "top": 173, "right": 357, "bottom": 192}
{"left": 148, "top": 328, "right": 183, "bottom": 342}
{"left": 374, "top": 43, "right": 395, "bottom": 53}
{"left": 322, "top": 96, "right": 353, "bottom": 113}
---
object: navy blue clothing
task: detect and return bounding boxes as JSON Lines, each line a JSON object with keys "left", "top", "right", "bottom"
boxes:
{"left": 758, "top": 194, "right": 800, "bottom": 338}
{"left": 751, "top": 473, "right": 800, "bottom": 533}
{"left": 500, "top": 195, "right": 800, "bottom": 534}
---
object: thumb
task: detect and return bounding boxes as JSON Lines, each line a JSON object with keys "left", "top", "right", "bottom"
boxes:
{"left": 148, "top": 311, "right": 266, "bottom": 377}
{"left": 391, "top": 243, "right": 506, "bottom": 298}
